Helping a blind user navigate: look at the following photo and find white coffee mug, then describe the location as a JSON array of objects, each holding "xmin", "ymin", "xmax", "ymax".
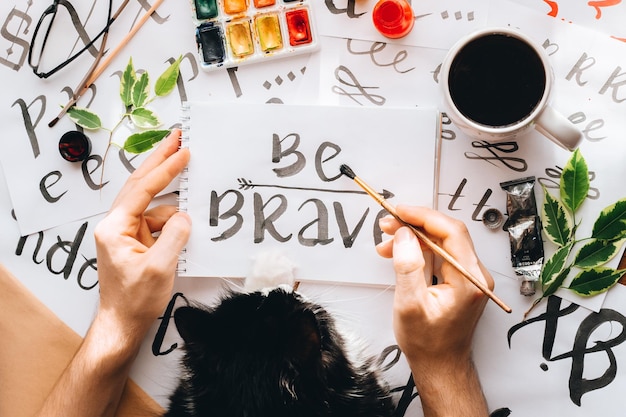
[{"xmin": 440, "ymin": 27, "xmax": 582, "ymax": 151}]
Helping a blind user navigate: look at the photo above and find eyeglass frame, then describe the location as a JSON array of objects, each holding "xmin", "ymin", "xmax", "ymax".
[{"xmin": 27, "ymin": 0, "xmax": 114, "ymax": 79}]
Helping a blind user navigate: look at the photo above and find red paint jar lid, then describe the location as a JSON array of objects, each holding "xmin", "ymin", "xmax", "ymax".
[{"xmin": 372, "ymin": 0, "xmax": 415, "ymax": 39}]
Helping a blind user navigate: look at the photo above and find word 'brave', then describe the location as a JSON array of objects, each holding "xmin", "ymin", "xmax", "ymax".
[{"xmin": 206, "ymin": 133, "xmax": 386, "ymax": 247}]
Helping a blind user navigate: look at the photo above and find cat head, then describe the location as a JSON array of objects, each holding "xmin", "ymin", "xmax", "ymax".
[
  {"xmin": 174, "ymin": 287, "xmax": 324, "ymax": 377},
  {"xmin": 170, "ymin": 286, "xmax": 393, "ymax": 417}
]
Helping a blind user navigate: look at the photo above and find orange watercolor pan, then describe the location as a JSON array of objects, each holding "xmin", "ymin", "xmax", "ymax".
[{"xmin": 190, "ymin": 0, "xmax": 318, "ymax": 71}]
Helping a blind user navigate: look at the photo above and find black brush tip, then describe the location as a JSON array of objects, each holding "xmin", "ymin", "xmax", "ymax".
[
  {"xmin": 339, "ymin": 164, "xmax": 355, "ymax": 179},
  {"xmin": 48, "ymin": 117, "xmax": 60, "ymax": 128}
]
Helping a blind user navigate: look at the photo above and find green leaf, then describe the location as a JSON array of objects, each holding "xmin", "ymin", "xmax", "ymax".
[
  {"xmin": 132, "ymin": 72, "xmax": 150, "ymax": 108},
  {"xmin": 541, "ymin": 185, "xmax": 572, "ymax": 246},
  {"xmin": 568, "ymin": 267, "xmax": 626, "ymax": 296},
  {"xmin": 130, "ymin": 107, "xmax": 161, "ymax": 129},
  {"xmin": 591, "ymin": 198, "xmax": 626, "ymax": 241},
  {"xmin": 123, "ymin": 129, "xmax": 170, "ymax": 154},
  {"xmin": 573, "ymin": 239, "xmax": 625, "ymax": 268},
  {"xmin": 67, "ymin": 107, "xmax": 102, "ymax": 130},
  {"xmin": 154, "ymin": 55, "xmax": 182, "ymax": 97},
  {"xmin": 541, "ymin": 243, "xmax": 572, "ymax": 288},
  {"xmin": 543, "ymin": 266, "xmax": 571, "ymax": 298},
  {"xmin": 120, "ymin": 57, "xmax": 137, "ymax": 107},
  {"xmin": 560, "ymin": 149, "xmax": 589, "ymax": 213}
]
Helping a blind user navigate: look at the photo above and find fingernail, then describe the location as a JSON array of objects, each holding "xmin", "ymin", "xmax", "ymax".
[
  {"xmin": 395, "ymin": 227, "xmax": 414, "ymax": 243},
  {"xmin": 379, "ymin": 215, "xmax": 394, "ymax": 228}
]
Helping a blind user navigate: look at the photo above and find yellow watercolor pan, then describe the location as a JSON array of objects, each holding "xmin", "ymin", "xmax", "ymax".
[{"xmin": 190, "ymin": 0, "xmax": 318, "ymax": 71}]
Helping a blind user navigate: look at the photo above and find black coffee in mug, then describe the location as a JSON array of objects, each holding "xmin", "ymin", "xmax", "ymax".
[{"xmin": 447, "ymin": 33, "xmax": 546, "ymax": 127}]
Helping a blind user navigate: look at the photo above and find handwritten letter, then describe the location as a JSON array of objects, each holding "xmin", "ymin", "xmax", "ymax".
[{"xmin": 178, "ymin": 102, "xmax": 439, "ymax": 285}]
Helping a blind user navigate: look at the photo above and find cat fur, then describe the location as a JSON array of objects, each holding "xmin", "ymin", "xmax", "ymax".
[{"xmin": 165, "ymin": 250, "xmax": 394, "ymax": 417}]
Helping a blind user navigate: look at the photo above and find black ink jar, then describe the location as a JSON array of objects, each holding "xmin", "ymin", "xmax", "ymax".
[{"xmin": 59, "ymin": 131, "xmax": 92, "ymax": 162}]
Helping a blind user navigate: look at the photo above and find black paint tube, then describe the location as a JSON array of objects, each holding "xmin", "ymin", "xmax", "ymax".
[{"xmin": 500, "ymin": 176, "xmax": 544, "ymax": 296}]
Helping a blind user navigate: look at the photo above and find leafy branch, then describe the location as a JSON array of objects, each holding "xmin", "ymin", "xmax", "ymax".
[
  {"xmin": 525, "ymin": 149, "xmax": 626, "ymax": 318},
  {"xmin": 66, "ymin": 56, "xmax": 182, "ymax": 157}
]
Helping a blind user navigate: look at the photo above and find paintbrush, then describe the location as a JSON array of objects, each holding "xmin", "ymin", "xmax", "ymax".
[
  {"xmin": 49, "ymin": 0, "xmax": 164, "ymax": 127},
  {"xmin": 339, "ymin": 164, "xmax": 512, "ymax": 313}
]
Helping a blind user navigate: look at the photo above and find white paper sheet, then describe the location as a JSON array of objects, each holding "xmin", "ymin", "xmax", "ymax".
[{"xmin": 178, "ymin": 101, "xmax": 438, "ymax": 286}]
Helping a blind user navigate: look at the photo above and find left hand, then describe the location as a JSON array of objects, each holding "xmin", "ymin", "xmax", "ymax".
[{"xmin": 93, "ymin": 129, "xmax": 191, "ymax": 336}]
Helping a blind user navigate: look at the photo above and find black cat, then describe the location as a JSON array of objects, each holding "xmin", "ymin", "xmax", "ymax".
[{"xmin": 164, "ymin": 285, "xmax": 394, "ymax": 417}]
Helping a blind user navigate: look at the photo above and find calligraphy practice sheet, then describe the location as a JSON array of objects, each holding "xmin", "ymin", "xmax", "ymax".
[
  {"xmin": 178, "ymin": 102, "xmax": 439, "ymax": 285},
  {"xmin": 1, "ymin": 0, "xmax": 626, "ymax": 416}
]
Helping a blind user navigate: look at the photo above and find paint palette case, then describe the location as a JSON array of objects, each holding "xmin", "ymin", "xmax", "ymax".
[{"xmin": 190, "ymin": 0, "xmax": 318, "ymax": 71}]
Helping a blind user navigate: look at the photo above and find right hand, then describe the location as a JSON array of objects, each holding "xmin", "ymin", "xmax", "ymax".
[{"xmin": 375, "ymin": 205, "xmax": 493, "ymax": 371}]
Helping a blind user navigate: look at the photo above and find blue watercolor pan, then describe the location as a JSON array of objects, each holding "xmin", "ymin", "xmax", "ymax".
[{"xmin": 190, "ymin": 0, "xmax": 319, "ymax": 72}]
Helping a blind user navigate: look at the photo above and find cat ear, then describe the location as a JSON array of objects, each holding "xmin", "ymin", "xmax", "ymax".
[
  {"xmin": 174, "ymin": 306, "xmax": 213, "ymax": 344},
  {"xmin": 288, "ymin": 310, "xmax": 321, "ymax": 365}
]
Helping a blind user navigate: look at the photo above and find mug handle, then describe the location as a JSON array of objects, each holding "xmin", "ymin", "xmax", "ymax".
[{"xmin": 534, "ymin": 106, "xmax": 583, "ymax": 151}]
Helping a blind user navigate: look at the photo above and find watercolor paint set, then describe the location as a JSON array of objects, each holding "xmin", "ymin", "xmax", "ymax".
[{"xmin": 190, "ymin": 0, "xmax": 318, "ymax": 71}]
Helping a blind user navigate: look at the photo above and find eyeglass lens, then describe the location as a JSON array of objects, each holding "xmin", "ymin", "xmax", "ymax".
[{"xmin": 28, "ymin": 0, "xmax": 113, "ymax": 78}]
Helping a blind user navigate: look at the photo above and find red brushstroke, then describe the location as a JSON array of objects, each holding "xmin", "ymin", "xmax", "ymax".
[
  {"xmin": 588, "ymin": 0, "xmax": 622, "ymax": 19},
  {"xmin": 544, "ymin": 0, "xmax": 559, "ymax": 17}
]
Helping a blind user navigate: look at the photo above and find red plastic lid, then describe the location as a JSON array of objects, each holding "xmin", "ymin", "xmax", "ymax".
[{"xmin": 372, "ymin": 0, "xmax": 415, "ymax": 39}]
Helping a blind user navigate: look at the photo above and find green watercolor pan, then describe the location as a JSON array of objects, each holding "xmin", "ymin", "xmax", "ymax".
[{"xmin": 190, "ymin": 0, "xmax": 318, "ymax": 71}]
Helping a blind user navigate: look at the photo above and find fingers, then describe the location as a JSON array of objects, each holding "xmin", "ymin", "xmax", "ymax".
[
  {"xmin": 392, "ymin": 227, "xmax": 428, "ymax": 305},
  {"xmin": 394, "ymin": 205, "xmax": 461, "ymax": 241},
  {"xmin": 144, "ymin": 205, "xmax": 179, "ymax": 233},
  {"xmin": 383, "ymin": 206, "xmax": 479, "ymax": 267},
  {"xmin": 148, "ymin": 211, "xmax": 192, "ymax": 271},
  {"xmin": 113, "ymin": 130, "xmax": 190, "ymax": 217},
  {"xmin": 376, "ymin": 206, "xmax": 491, "ymax": 292},
  {"xmin": 132, "ymin": 129, "xmax": 183, "ymax": 178},
  {"xmin": 377, "ymin": 215, "xmax": 402, "ymax": 258},
  {"xmin": 139, "ymin": 143, "xmax": 189, "ymax": 204}
]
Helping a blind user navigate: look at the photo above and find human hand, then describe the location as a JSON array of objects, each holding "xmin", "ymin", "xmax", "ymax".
[
  {"xmin": 93, "ymin": 129, "xmax": 191, "ymax": 338},
  {"xmin": 376, "ymin": 205, "xmax": 493, "ymax": 372},
  {"xmin": 33, "ymin": 131, "xmax": 190, "ymax": 417}
]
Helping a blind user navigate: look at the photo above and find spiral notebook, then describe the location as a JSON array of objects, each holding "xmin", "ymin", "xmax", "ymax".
[{"xmin": 177, "ymin": 101, "xmax": 440, "ymax": 286}]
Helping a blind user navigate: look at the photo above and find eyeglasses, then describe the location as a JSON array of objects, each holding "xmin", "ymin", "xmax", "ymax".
[
  {"xmin": 43, "ymin": 0, "xmax": 158, "ymax": 127},
  {"xmin": 28, "ymin": 0, "xmax": 117, "ymax": 79}
]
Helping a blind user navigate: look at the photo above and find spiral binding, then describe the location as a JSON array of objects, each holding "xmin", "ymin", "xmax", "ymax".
[{"xmin": 176, "ymin": 102, "xmax": 191, "ymax": 274}]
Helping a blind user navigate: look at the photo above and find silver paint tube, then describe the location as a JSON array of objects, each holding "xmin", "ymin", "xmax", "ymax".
[{"xmin": 500, "ymin": 176, "xmax": 544, "ymax": 296}]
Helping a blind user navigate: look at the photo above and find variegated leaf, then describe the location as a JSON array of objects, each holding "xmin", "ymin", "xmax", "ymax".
[
  {"xmin": 130, "ymin": 107, "xmax": 161, "ymax": 129},
  {"xmin": 66, "ymin": 107, "xmax": 102, "ymax": 130},
  {"xmin": 120, "ymin": 57, "xmax": 137, "ymax": 107},
  {"xmin": 560, "ymin": 149, "xmax": 589, "ymax": 213},
  {"xmin": 591, "ymin": 198, "xmax": 626, "ymax": 241},
  {"xmin": 568, "ymin": 267, "xmax": 626, "ymax": 296},
  {"xmin": 541, "ymin": 185, "xmax": 572, "ymax": 247},
  {"xmin": 573, "ymin": 239, "xmax": 624, "ymax": 268},
  {"xmin": 543, "ymin": 266, "xmax": 571, "ymax": 298},
  {"xmin": 541, "ymin": 243, "xmax": 572, "ymax": 287},
  {"xmin": 154, "ymin": 55, "xmax": 182, "ymax": 97},
  {"xmin": 124, "ymin": 129, "xmax": 170, "ymax": 154},
  {"xmin": 132, "ymin": 72, "xmax": 150, "ymax": 108}
]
